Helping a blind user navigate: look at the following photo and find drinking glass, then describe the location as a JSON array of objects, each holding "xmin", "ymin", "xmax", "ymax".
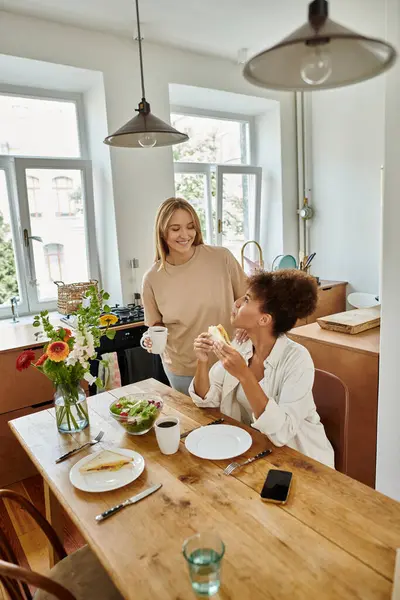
[{"xmin": 182, "ymin": 532, "xmax": 225, "ymax": 597}]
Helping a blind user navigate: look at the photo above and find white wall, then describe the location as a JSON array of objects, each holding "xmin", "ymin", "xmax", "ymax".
[
  {"xmin": 376, "ymin": 0, "xmax": 400, "ymax": 502},
  {"xmin": 0, "ymin": 10, "xmax": 298, "ymax": 303},
  {"xmin": 84, "ymin": 76, "xmax": 123, "ymax": 304},
  {"xmin": 256, "ymin": 107, "xmax": 284, "ymax": 268},
  {"xmin": 308, "ymin": 0, "xmax": 387, "ymax": 292}
]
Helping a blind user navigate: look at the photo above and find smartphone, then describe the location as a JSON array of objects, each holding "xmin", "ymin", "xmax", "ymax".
[{"xmin": 260, "ymin": 469, "xmax": 293, "ymax": 504}]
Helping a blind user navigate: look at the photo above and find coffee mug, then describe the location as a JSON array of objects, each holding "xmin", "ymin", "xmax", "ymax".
[
  {"xmin": 140, "ymin": 326, "xmax": 168, "ymax": 354},
  {"xmin": 154, "ymin": 416, "xmax": 180, "ymax": 455}
]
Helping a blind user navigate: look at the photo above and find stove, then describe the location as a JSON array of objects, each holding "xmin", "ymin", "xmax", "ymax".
[
  {"xmin": 106, "ymin": 304, "xmax": 145, "ymax": 327},
  {"xmin": 60, "ymin": 304, "xmax": 145, "ymax": 329}
]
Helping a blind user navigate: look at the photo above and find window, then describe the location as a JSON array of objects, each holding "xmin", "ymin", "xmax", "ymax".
[
  {"xmin": 0, "ymin": 88, "xmax": 98, "ymax": 318},
  {"xmin": 171, "ymin": 110, "xmax": 261, "ymax": 261},
  {"xmin": 53, "ymin": 176, "xmax": 74, "ymax": 216},
  {"xmin": 0, "ymin": 95, "xmax": 80, "ymax": 158},
  {"xmin": 27, "ymin": 176, "xmax": 42, "ymax": 217}
]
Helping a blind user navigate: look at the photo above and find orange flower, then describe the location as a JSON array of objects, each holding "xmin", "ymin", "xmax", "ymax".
[
  {"xmin": 99, "ymin": 314, "xmax": 118, "ymax": 327},
  {"xmin": 47, "ymin": 341, "xmax": 70, "ymax": 362},
  {"xmin": 57, "ymin": 327, "xmax": 72, "ymax": 342},
  {"xmin": 34, "ymin": 353, "xmax": 48, "ymax": 367}
]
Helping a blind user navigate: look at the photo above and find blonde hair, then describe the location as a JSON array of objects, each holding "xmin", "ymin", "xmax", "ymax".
[{"xmin": 155, "ymin": 197, "xmax": 204, "ymax": 268}]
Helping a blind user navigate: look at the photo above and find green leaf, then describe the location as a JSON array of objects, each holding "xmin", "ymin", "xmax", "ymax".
[
  {"xmin": 106, "ymin": 329, "xmax": 116, "ymax": 340},
  {"xmin": 103, "ymin": 305, "xmax": 111, "ymax": 313},
  {"xmin": 103, "ymin": 292, "xmax": 110, "ymax": 300},
  {"xmin": 33, "ymin": 321, "xmax": 40, "ymax": 327},
  {"xmin": 95, "ymin": 377, "xmax": 103, "ymax": 389}
]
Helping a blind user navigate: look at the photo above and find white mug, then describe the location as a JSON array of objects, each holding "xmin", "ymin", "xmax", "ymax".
[
  {"xmin": 154, "ymin": 416, "xmax": 180, "ymax": 455},
  {"xmin": 140, "ymin": 326, "xmax": 168, "ymax": 354}
]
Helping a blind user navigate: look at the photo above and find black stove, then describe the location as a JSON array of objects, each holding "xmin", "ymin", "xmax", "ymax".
[
  {"xmin": 105, "ymin": 304, "xmax": 144, "ymax": 327},
  {"xmin": 60, "ymin": 304, "xmax": 144, "ymax": 330}
]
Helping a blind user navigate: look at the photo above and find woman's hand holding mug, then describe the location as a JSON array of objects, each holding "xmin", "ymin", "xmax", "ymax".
[{"xmin": 140, "ymin": 326, "xmax": 168, "ymax": 354}]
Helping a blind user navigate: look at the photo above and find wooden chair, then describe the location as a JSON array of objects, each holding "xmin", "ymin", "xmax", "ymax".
[
  {"xmin": 313, "ymin": 369, "xmax": 349, "ymax": 474},
  {"xmin": 0, "ymin": 490, "xmax": 123, "ymax": 600}
]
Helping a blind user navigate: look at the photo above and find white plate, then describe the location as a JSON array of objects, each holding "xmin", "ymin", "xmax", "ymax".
[
  {"xmin": 185, "ymin": 424, "xmax": 252, "ymax": 460},
  {"xmin": 69, "ymin": 448, "xmax": 144, "ymax": 493}
]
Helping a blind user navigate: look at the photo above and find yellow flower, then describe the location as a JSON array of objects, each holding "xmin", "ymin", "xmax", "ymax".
[
  {"xmin": 99, "ymin": 314, "xmax": 118, "ymax": 327},
  {"xmin": 47, "ymin": 341, "xmax": 70, "ymax": 362}
]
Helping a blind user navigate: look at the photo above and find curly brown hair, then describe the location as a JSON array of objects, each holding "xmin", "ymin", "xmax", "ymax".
[{"xmin": 248, "ymin": 269, "xmax": 318, "ymax": 336}]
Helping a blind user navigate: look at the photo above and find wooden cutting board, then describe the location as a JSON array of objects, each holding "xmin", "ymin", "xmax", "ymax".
[{"xmin": 317, "ymin": 307, "xmax": 381, "ymax": 334}]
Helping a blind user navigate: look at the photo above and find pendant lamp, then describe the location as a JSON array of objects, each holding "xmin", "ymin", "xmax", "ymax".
[
  {"xmin": 243, "ymin": 0, "xmax": 397, "ymax": 92},
  {"xmin": 104, "ymin": 0, "xmax": 188, "ymax": 148}
]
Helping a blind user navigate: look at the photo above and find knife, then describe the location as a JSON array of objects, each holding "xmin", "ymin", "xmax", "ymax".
[
  {"xmin": 95, "ymin": 483, "xmax": 162, "ymax": 522},
  {"xmin": 180, "ymin": 418, "xmax": 224, "ymax": 439}
]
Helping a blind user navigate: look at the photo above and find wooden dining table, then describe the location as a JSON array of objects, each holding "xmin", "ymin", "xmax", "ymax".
[{"xmin": 9, "ymin": 379, "xmax": 400, "ymax": 600}]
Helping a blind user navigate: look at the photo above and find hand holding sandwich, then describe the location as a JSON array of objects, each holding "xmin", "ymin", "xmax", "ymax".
[
  {"xmin": 213, "ymin": 341, "xmax": 248, "ymax": 381},
  {"xmin": 193, "ymin": 333, "xmax": 214, "ymax": 363}
]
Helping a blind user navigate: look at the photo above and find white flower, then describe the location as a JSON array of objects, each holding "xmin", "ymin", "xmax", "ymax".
[{"xmin": 83, "ymin": 372, "xmax": 96, "ymax": 385}]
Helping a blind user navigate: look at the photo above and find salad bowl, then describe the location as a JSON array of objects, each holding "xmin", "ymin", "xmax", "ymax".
[{"xmin": 109, "ymin": 393, "xmax": 163, "ymax": 435}]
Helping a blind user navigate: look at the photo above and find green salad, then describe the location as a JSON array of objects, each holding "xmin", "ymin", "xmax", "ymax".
[{"xmin": 110, "ymin": 395, "xmax": 162, "ymax": 434}]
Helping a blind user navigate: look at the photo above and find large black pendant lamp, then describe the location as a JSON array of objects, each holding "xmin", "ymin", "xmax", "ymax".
[
  {"xmin": 243, "ymin": 0, "xmax": 397, "ymax": 92},
  {"xmin": 104, "ymin": 0, "xmax": 188, "ymax": 148}
]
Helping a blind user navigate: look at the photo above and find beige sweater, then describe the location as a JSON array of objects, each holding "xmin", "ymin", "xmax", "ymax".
[{"xmin": 142, "ymin": 245, "xmax": 248, "ymax": 376}]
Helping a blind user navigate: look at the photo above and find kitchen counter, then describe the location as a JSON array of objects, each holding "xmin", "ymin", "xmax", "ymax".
[
  {"xmin": 0, "ymin": 314, "xmax": 145, "ymax": 354},
  {"xmin": 289, "ymin": 323, "xmax": 380, "ymax": 488}
]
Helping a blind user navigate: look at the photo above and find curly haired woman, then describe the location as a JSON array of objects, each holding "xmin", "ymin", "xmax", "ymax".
[{"xmin": 190, "ymin": 269, "xmax": 334, "ymax": 467}]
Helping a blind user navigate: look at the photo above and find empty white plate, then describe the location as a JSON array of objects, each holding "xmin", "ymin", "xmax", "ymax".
[
  {"xmin": 69, "ymin": 448, "xmax": 144, "ymax": 493},
  {"xmin": 185, "ymin": 424, "xmax": 252, "ymax": 460}
]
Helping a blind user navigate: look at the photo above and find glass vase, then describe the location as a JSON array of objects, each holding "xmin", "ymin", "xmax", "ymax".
[{"xmin": 54, "ymin": 383, "xmax": 89, "ymax": 434}]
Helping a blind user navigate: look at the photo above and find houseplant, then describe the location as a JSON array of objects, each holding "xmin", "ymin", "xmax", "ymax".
[{"xmin": 16, "ymin": 285, "xmax": 117, "ymax": 433}]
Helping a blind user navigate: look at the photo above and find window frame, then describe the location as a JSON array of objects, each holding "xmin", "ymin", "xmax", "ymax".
[
  {"xmin": 171, "ymin": 107, "xmax": 262, "ymax": 256},
  {"xmin": 14, "ymin": 157, "xmax": 99, "ymax": 315},
  {"xmin": 0, "ymin": 86, "xmax": 97, "ymax": 319},
  {"xmin": 171, "ymin": 105, "xmax": 256, "ymax": 165},
  {"xmin": 0, "ymin": 84, "xmax": 88, "ymax": 160}
]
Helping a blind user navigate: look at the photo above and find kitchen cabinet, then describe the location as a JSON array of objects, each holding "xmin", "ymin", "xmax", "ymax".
[
  {"xmin": 0, "ymin": 346, "xmax": 54, "ymax": 486},
  {"xmin": 0, "ymin": 348, "xmax": 55, "ymax": 413},
  {"xmin": 289, "ymin": 323, "xmax": 380, "ymax": 488},
  {"xmin": 295, "ymin": 280, "xmax": 347, "ymax": 327}
]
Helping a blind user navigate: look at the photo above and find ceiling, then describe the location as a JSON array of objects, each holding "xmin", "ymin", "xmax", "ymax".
[{"xmin": 1, "ymin": 0, "xmax": 385, "ymax": 61}]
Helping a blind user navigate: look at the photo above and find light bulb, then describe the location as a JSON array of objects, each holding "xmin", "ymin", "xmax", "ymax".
[
  {"xmin": 300, "ymin": 46, "xmax": 332, "ymax": 86},
  {"xmin": 138, "ymin": 133, "xmax": 157, "ymax": 148}
]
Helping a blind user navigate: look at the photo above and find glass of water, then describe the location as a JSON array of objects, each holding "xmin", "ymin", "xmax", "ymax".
[{"xmin": 182, "ymin": 532, "xmax": 225, "ymax": 597}]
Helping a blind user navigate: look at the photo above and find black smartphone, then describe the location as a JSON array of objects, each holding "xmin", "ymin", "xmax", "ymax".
[{"xmin": 260, "ymin": 469, "xmax": 293, "ymax": 504}]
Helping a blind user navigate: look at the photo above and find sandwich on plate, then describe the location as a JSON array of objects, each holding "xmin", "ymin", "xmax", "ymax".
[
  {"xmin": 79, "ymin": 450, "xmax": 133, "ymax": 474},
  {"xmin": 208, "ymin": 324, "xmax": 231, "ymax": 345}
]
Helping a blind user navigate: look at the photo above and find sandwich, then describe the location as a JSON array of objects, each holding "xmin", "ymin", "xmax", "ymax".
[
  {"xmin": 208, "ymin": 324, "xmax": 231, "ymax": 345},
  {"xmin": 79, "ymin": 450, "xmax": 134, "ymax": 474}
]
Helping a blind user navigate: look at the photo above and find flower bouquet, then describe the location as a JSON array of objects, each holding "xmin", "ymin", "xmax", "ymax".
[{"xmin": 16, "ymin": 286, "xmax": 118, "ymax": 434}]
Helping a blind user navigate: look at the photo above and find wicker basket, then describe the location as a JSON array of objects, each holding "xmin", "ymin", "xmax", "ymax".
[{"xmin": 54, "ymin": 280, "xmax": 99, "ymax": 315}]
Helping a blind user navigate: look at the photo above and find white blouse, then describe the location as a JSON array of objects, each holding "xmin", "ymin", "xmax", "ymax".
[{"xmin": 189, "ymin": 335, "xmax": 335, "ymax": 468}]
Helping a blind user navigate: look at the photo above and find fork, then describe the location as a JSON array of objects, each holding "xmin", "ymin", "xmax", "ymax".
[
  {"xmin": 55, "ymin": 431, "xmax": 105, "ymax": 463},
  {"xmin": 223, "ymin": 449, "xmax": 272, "ymax": 476}
]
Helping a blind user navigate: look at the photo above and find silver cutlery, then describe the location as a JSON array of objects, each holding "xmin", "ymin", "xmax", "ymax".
[
  {"xmin": 223, "ymin": 449, "xmax": 272, "ymax": 476},
  {"xmin": 55, "ymin": 430, "xmax": 105, "ymax": 464},
  {"xmin": 180, "ymin": 418, "xmax": 224, "ymax": 439},
  {"xmin": 95, "ymin": 483, "xmax": 162, "ymax": 522}
]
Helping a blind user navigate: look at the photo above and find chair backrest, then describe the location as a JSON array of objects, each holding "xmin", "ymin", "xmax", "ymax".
[
  {"xmin": 0, "ymin": 490, "xmax": 75, "ymax": 600},
  {"xmin": 312, "ymin": 369, "xmax": 349, "ymax": 474}
]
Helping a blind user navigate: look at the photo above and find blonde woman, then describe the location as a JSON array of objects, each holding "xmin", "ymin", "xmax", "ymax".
[{"xmin": 142, "ymin": 197, "xmax": 248, "ymax": 395}]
